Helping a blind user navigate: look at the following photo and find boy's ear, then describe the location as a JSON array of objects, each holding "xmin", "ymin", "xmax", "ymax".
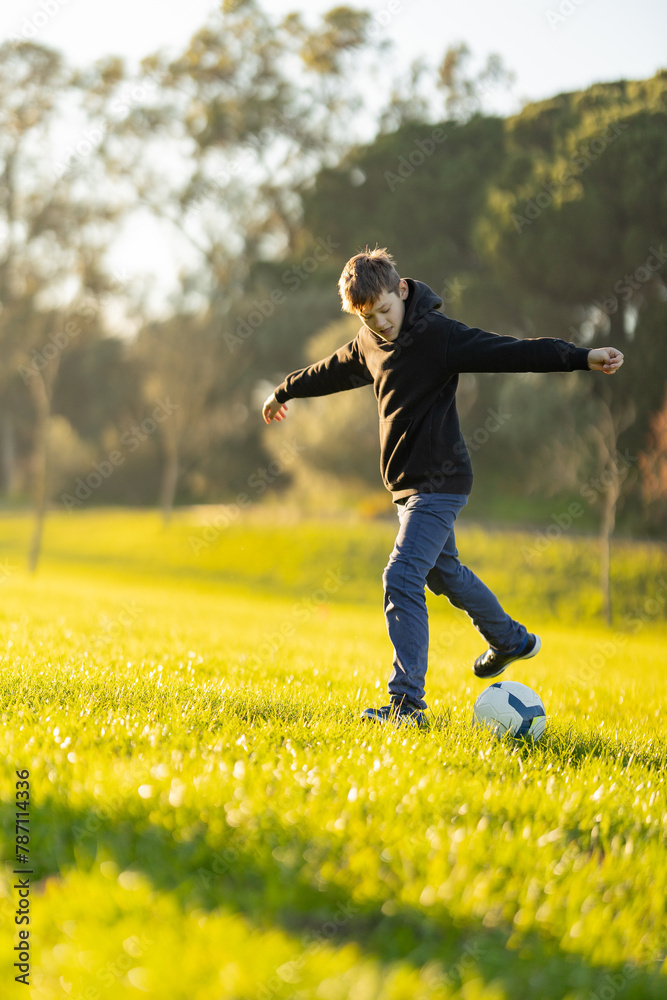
[{"xmin": 399, "ymin": 279, "xmax": 409, "ymax": 300}]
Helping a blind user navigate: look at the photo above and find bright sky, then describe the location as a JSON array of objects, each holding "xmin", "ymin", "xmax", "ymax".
[
  {"xmin": 5, "ymin": 0, "xmax": 665, "ymax": 107},
  {"xmin": 5, "ymin": 0, "xmax": 665, "ymax": 320}
]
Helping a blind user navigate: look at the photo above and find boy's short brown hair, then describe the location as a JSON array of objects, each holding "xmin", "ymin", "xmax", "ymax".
[{"xmin": 338, "ymin": 246, "xmax": 401, "ymax": 314}]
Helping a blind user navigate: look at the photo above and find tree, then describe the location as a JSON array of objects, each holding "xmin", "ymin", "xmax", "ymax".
[
  {"xmin": 639, "ymin": 387, "xmax": 667, "ymax": 530},
  {"xmin": 73, "ymin": 3, "xmax": 391, "ymax": 509},
  {"xmin": 131, "ymin": 315, "xmax": 223, "ymax": 522},
  {"xmin": 0, "ymin": 42, "xmax": 121, "ymax": 569},
  {"xmin": 473, "ymin": 72, "xmax": 667, "ymax": 614},
  {"xmin": 436, "ymin": 42, "xmax": 515, "ymax": 123}
]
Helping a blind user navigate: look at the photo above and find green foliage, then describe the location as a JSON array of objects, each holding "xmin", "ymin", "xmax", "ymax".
[
  {"xmin": 295, "ymin": 72, "xmax": 667, "ymax": 535},
  {"xmin": 0, "ymin": 511, "xmax": 666, "ymax": 997},
  {"xmin": 287, "ymin": 7, "xmax": 372, "ymax": 76},
  {"xmin": 302, "ymin": 114, "xmax": 508, "ymax": 290},
  {"xmin": 2, "ymin": 24, "xmax": 666, "ymax": 540},
  {"xmin": 477, "ymin": 74, "xmax": 667, "ymax": 303}
]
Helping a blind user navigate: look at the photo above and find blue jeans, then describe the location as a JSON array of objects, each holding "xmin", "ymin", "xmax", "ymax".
[{"xmin": 383, "ymin": 493, "xmax": 526, "ymax": 710}]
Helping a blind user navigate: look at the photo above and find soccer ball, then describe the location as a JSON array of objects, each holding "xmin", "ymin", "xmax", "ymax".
[{"xmin": 472, "ymin": 681, "xmax": 547, "ymax": 741}]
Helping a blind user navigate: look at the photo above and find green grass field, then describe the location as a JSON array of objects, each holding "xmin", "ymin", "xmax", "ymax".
[{"xmin": 1, "ymin": 509, "xmax": 666, "ymax": 999}]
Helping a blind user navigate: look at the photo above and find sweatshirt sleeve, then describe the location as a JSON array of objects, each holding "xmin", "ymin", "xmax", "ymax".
[
  {"xmin": 273, "ymin": 337, "xmax": 373, "ymax": 402},
  {"xmin": 444, "ymin": 319, "xmax": 591, "ymax": 374}
]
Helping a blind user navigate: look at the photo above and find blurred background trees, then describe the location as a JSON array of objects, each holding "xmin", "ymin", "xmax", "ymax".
[{"xmin": 0, "ymin": 1, "xmax": 665, "ymax": 569}]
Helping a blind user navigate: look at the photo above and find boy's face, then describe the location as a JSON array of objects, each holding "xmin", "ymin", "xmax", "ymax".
[{"xmin": 357, "ymin": 279, "xmax": 409, "ymax": 342}]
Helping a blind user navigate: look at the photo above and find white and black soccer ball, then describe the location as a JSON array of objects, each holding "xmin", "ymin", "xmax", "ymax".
[{"xmin": 473, "ymin": 681, "xmax": 547, "ymax": 741}]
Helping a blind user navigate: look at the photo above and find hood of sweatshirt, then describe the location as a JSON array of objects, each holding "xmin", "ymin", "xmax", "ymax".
[{"xmin": 399, "ymin": 278, "xmax": 443, "ymax": 334}]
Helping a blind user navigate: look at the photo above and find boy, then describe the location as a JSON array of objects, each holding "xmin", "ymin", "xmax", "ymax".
[{"xmin": 262, "ymin": 247, "xmax": 624, "ymax": 727}]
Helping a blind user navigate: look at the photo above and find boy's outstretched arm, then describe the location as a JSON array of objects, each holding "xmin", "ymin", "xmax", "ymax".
[
  {"xmin": 261, "ymin": 337, "xmax": 372, "ymax": 424},
  {"xmin": 263, "ymin": 394, "xmax": 288, "ymax": 424},
  {"xmin": 444, "ymin": 319, "xmax": 624, "ymax": 376},
  {"xmin": 587, "ymin": 347, "xmax": 624, "ymax": 373}
]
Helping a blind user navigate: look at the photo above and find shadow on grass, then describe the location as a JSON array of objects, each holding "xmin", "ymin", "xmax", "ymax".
[{"xmin": 2, "ymin": 796, "xmax": 664, "ymax": 999}]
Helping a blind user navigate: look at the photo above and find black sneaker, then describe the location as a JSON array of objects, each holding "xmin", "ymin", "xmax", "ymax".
[
  {"xmin": 473, "ymin": 633, "xmax": 541, "ymax": 679},
  {"xmin": 361, "ymin": 697, "xmax": 427, "ymax": 728}
]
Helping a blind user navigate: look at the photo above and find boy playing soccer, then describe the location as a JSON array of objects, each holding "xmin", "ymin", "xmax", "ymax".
[{"xmin": 262, "ymin": 247, "xmax": 624, "ymax": 727}]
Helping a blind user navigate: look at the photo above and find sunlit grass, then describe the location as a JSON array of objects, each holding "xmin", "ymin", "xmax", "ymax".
[{"xmin": 0, "ymin": 510, "xmax": 665, "ymax": 998}]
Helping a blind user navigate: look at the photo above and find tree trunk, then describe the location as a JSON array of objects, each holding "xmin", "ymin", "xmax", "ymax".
[
  {"xmin": 27, "ymin": 372, "xmax": 53, "ymax": 573},
  {"xmin": 160, "ymin": 433, "xmax": 180, "ymax": 525},
  {"xmin": 599, "ymin": 458, "xmax": 620, "ymax": 626},
  {"xmin": 1, "ymin": 412, "xmax": 16, "ymax": 497},
  {"xmin": 593, "ymin": 386, "xmax": 632, "ymax": 627},
  {"xmin": 591, "ymin": 305, "xmax": 630, "ymax": 626}
]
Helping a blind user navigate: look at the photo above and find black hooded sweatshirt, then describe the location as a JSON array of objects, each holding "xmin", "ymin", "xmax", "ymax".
[{"xmin": 273, "ymin": 279, "xmax": 591, "ymax": 502}]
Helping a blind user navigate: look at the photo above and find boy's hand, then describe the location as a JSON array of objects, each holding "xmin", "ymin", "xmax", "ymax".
[
  {"xmin": 262, "ymin": 392, "xmax": 288, "ymax": 423},
  {"xmin": 587, "ymin": 347, "xmax": 624, "ymax": 374}
]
